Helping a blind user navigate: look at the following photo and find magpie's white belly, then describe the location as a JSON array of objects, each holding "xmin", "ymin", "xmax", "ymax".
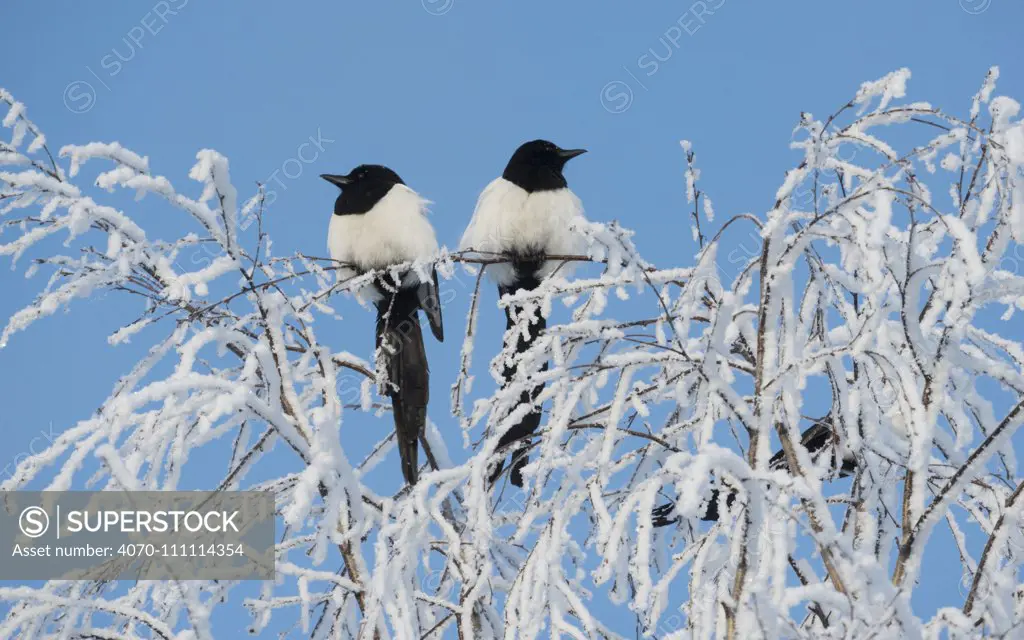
[
  {"xmin": 328, "ymin": 184, "xmax": 439, "ymax": 277},
  {"xmin": 460, "ymin": 178, "xmax": 586, "ymax": 284}
]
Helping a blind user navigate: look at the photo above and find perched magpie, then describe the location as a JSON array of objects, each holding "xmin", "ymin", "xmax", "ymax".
[
  {"xmin": 323, "ymin": 165, "xmax": 444, "ymax": 486},
  {"xmin": 460, "ymin": 140, "xmax": 588, "ymax": 486},
  {"xmin": 652, "ymin": 489, "xmax": 736, "ymax": 526},
  {"xmin": 771, "ymin": 418, "xmax": 857, "ymax": 478},
  {"xmin": 651, "ymin": 418, "xmax": 856, "ymax": 527}
]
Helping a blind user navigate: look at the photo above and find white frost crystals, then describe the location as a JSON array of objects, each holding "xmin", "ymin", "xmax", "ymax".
[{"xmin": 2, "ymin": 67, "xmax": 1024, "ymax": 639}]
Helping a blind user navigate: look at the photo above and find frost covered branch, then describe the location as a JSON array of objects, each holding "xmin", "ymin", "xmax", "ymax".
[{"xmin": 2, "ymin": 67, "xmax": 1024, "ymax": 638}]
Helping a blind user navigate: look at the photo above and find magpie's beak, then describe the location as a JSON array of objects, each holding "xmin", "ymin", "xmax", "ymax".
[
  {"xmin": 557, "ymin": 148, "xmax": 588, "ymax": 161},
  {"xmin": 321, "ymin": 173, "xmax": 352, "ymax": 188}
]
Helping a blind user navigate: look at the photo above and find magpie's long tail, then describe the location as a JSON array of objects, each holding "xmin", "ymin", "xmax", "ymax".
[
  {"xmin": 489, "ymin": 263, "xmax": 546, "ymax": 487},
  {"xmin": 376, "ymin": 287, "xmax": 430, "ymax": 486}
]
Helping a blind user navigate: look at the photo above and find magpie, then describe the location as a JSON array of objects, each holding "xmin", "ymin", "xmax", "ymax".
[
  {"xmin": 460, "ymin": 140, "xmax": 588, "ymax": 487},
  {"xmin": 651, "ymin": 418, "xmax": 856, "ymax": 527},
  {"xmin": 322, "ymin": 165, "xmax": 444, "ymax": 486}
]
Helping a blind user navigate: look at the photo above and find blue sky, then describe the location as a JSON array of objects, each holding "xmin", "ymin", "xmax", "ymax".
[{"xmin": 1, "ymin": 0, "xmax": 1023, "ymax": 635}]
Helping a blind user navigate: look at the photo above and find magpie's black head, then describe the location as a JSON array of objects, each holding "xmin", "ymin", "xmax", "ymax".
[
  {"xmin": 321, "ymin": 165, "xmax": 406, "ymax": 216},
  {"xmin": 501, "ymin": 140, "xmax": 587, "ymax": 193}
]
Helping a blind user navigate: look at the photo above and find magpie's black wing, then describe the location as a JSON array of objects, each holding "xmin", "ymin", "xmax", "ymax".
[
  {"xmin": 769, "ymin": 418, "xmax": 856, "ymax": 477},
  {"xmin": 417, "ymin": 267, "xmax": 444, "ymax": 343},
  {"xmin": 651, "ymin": 489, "xmax": 736, "ymax": 527}
]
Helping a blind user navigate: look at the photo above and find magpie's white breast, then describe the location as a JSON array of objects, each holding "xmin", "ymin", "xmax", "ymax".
[
  {"xmin": 460, "ymin": 177, "xmax": 587, "ymax": 285},
  {"xmin": 328, "ymin": 184, "xmax": 439, "ymax": 283}
]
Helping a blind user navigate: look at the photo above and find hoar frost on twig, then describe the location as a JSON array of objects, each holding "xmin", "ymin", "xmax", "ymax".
[{"xmin": 1, "ymin": 67, "xmax": 1024, "ymax": 638}]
